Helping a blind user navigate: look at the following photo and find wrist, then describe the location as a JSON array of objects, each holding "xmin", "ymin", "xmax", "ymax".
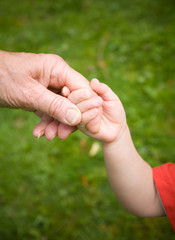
[{"xmin": 102, "ymin": 124, "xmax": 131, "ymax": 151}]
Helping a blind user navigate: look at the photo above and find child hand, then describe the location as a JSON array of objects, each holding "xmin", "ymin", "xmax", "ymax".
[{"xmin": 68, "ymin": 78, "xmax": 127, "ymax": 143}]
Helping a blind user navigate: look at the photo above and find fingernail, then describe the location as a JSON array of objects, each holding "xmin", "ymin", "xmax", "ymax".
[
  {"xmin": 37, "ymin": 130, "xmax": 44, "ymax": 139},
  {"xmin": 66, "ymin": 109, "xmax": 80, "ymax": 125},
  {"xmin": 92, "ymin": 78, "xmax": 100, "ymax": 84}
]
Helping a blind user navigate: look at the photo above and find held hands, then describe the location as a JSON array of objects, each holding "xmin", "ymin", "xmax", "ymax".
[
  {"xmin": 0, "ymin": 50, "xmax": 102, "ymax": 138},
  {"xmin": 34, "ymin": 78, "xmax": 127, "ymax": 143}
]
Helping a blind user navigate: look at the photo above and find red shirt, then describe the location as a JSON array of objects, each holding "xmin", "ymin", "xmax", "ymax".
[{"xmin": 153, "ymin": 163, "xmax": 175, "ymax": 231}]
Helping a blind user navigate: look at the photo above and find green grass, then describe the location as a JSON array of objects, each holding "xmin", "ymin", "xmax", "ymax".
[{"xmin": 0, "ymin": 0, "xmax": 175, "ymax": 239}]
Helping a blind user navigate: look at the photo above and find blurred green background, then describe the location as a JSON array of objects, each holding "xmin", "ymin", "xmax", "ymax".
[{"xmin": 0, "ymin": 0, "xmax": 175, "ymax": 239}]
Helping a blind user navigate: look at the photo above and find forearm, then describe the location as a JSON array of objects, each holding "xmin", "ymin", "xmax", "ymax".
[
  {"xmin": 0, "ymin": 50, "xmax": 9, "ymax": 107},
  {"xmin": 103, "ymin": 126, "xmax": 165, "ymax": 217}
]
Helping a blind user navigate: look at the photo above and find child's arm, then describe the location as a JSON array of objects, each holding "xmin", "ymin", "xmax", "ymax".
[
  {"xmin": 68, "ymin": 78, "xmax": 166, "ymax": 217},
  {"xmin": 103, "ymin": 127, "xmax": 166, "ymax": 217}
]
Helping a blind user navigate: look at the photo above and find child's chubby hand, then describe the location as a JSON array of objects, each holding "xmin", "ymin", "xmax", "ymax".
[{"xmin": 69, "ymin": 78, "xmax": 127, "ymax": 143}]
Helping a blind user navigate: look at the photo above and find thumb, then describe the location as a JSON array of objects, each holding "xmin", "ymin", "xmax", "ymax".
[{"xmin": 33, "ymin": 84, "xmax": 81, "ymax": 126}]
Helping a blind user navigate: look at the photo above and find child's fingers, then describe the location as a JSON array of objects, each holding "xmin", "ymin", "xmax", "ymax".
[
  {"xmin": 68, "ymin": 88, "xmax": 92, "ymax": 104},
  {"xmin": 78, "ymin": 108, "xmax": 100, "ymax": 134},
  {"xmin": 80, "ymin": 108, "xmax": 99, "ymax": 125},
  {"xmin": 61, "ymin": 86, "xmax": 70, "ymax": 97},
  {"xmin": 90, "ymin": 78, "xmax": 119, "ymax": 101},
  {"xmin": 68, "ymin": 87, "xmax": 103, "ymax": 134},
  {"xmin": 85, "ymin": 111, "xmax": 101, "ymax": 134},
  {"xmin": 77, "ymin": 96, "xmax": 102, "ymax": 113}
]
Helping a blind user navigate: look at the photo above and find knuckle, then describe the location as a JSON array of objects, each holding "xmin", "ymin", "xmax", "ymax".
[
  {"xmin": 82, "ymin": 89, "xmax": 91, "ymax": 99},
  {"xmin": 50, "ymin": 56, "xmax": 68, "ymax": 86},
  {"xmin": 61, "ymin": 61, "xmax": 70, "ymax": 82},
  {"xmin": 48, "ymin": 96, "xmax": 65, "ymax": 118}
]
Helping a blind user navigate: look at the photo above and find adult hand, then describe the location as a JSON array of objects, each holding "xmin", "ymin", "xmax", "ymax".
[{"xmin": 0, "ymin": 50, "xmax": 100, "ymax": 138}]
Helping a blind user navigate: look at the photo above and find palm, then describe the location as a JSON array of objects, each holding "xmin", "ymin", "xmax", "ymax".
[{"xmin": 80, "ymin": 99, "xmax": 126, "ymax": 143}]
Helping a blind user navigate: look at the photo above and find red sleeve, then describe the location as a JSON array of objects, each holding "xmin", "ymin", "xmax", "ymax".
[{"xmin": 153, "ymin": 163, "xmax": 175, "ymax": 231}]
